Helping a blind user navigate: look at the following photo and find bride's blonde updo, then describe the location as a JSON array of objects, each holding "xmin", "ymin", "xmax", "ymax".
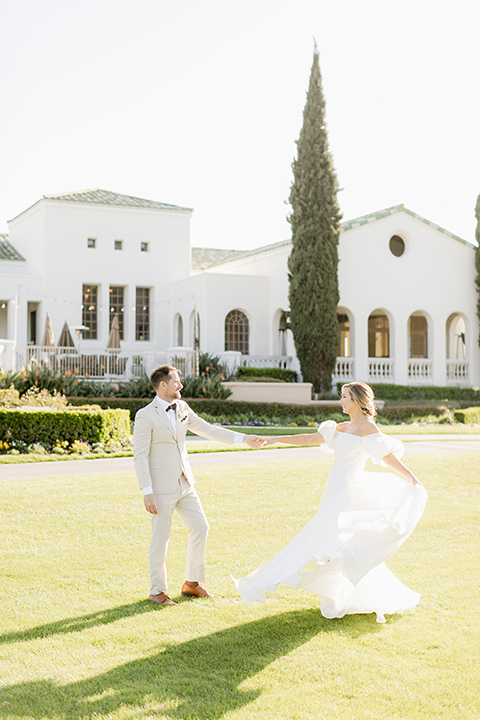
[{"xmin": 342, "ymin": 381, "xmax": 377, "ymax": 419}]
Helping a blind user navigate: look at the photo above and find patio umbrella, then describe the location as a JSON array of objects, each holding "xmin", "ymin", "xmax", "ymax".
[
  {"xmin": 106, "ymin": 315, "xmax": 121, "ymax": 350},
  {"xmin": 57, "ymin": 321, "xmax": 76, "ymax": 348},
  {"xmin": 41, "ymin": 312, "xmax": 55, "ymax": 347}
]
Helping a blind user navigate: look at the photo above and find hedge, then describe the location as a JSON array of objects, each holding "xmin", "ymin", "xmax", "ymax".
[
  {"xmin": 67, "ymin": 396, "xmax": 150, "ymax": 419},
  {"xmin": 236, "ymin": 367, "xmax": 298, "ymax": 383},
  {"xmin": 340, "ymin": 383, "xmax": 480, "ymax": 403},
  {"xmin": 0, "ymin": 407, "xmax": 131, "ymax": 447},
  {"xmin": 66, "ymin": 397, "xmax": 451, "ymax": 425},
  {"xmin": 377, "ymin": 405, "xmax": 448, "ymax": 423},
  {"xmin": 453, "ymin": 407, "xmax": 480, "ymax": 424}
]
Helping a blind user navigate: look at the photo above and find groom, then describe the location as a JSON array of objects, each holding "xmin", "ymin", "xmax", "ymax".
[{"xmin": 133, "ymin": 364, "xmax": 258, "ymax": 606}]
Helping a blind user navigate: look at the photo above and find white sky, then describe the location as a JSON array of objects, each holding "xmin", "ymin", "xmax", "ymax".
[{"xmin": 1, "ymin": 0, "xmax": 479, "ymax": 249}]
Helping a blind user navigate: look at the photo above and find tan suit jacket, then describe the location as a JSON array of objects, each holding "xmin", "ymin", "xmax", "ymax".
[{"xmin": 133, "ymin": 398, "xmax": 239, "ymax": 493}]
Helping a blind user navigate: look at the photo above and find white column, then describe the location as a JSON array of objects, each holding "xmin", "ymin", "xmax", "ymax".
[
  {"xmin": 394, "ymin": 312, "xmax": 409, "ymax": 385},
  {"xmin": 353, "ymin": 311, "xmax": 369, "ymax": 383}
]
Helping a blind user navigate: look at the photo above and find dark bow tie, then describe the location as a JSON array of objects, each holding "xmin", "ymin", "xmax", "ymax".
[{"xmin": 165, "ymin": 403, "xmax": 177, "ymax": 413}]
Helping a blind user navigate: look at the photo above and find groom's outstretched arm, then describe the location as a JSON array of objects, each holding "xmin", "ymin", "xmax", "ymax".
[{"xmin": 185, "ymin": 405, "xmax": 259, "ymax": 446}]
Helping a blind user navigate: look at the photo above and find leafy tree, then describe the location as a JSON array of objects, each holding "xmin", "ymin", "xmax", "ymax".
[
  {"xmin": 288, "ymin": 46, "xmax": 342, "ymax": 393},
  {"xmin": 475, "ymin": 193, "xmax": 480, "ymax": 347}
]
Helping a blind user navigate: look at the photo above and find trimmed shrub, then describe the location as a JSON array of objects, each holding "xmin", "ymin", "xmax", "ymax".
[
  {"xmin": 66, "ymin": 397, "xmax": 452, "ymax": 425},
  {"xmin": 338, "ymin": 382, "xmax": 480, "ymax": 403},
  {"xmin": 377, "ymin": 405, "xmax": 449, "ymax": 423},
  {"xmin": 67, "ymin": 397, "xmax": 338, "ymax": 421},
  {"xmin": 236, "ymin": 367, "xmax": 298, "ymax": 383},
  {"xmin": 453, "ymin": 407, "xmax": 480, "ymax": 424},
  {"xmin": 0, "ymin": 407, "xmax": 130, "ymax": 448},
  {"xmin": 67, "ymin": 397, "xmax": 149, "ymax": 419}
]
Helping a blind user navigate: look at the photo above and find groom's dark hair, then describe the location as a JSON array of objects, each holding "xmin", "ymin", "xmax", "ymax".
[{"xmin": 150, "ymin": 365, "xmax": 178, "ymax": 390}]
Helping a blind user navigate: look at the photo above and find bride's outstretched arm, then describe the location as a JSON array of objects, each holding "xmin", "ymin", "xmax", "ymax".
[
  {"xmin": 382, "ymin": 453, "xmax": 422, "ymax": 486},
  {"xmin": 261, "ymin": 433, "xmax": 325, "ymax": 447}
]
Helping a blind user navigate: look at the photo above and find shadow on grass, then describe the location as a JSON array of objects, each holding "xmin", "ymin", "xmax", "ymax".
[
  {"xmin": 0, "ymin": 609, "xmax": 380, "ymax": 720},
  {"xmin": 0, "ymin": 600, "xmax": 156, "ymax": 645}
]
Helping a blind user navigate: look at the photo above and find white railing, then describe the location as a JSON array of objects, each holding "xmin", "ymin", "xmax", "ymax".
[
  {"xmin": 14, "ymin": 346, "xmax": 196, "ymax": 380},
  {"xmin": 408, "ymin": 359, "xmax": 432, "ymax": 382},
  {"xmin": 332, "ymin": 357, "xmax": 354, "ymax": 382},
  {"xmin": 368, "ymin": 358, "xmax": 394, "ymax": 382},
  {"xmin": 239, "ymin": 355, "xmax": 292, "ymax": 369},
  {"xmin": 447, "ymin": 360, "xmax": 469, "ymax": 383}
]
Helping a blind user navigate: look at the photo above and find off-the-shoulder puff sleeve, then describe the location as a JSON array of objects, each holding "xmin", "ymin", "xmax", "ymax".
[
  {"xmin": 317, "ymin": 420, "xmax": 337, "ymax": 449},
  {"xmin": 362, "ymin": 432, "xmax": 404, "ymax": 466}
]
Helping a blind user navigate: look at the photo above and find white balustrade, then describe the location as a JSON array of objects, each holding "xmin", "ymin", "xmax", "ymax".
[
  {"xmin": 447, "ymin": 360, "xmax": 469, "ymax": 383},
  {"xmin": 13, "ymin": 346, "xmax": 196, "ymax": 380},
  {"xmin": 408, "ymin": 359, "xmax": 432, "ymax": 382},
  {"xmin": 333, "ymin": 357, "xmax": 354, "ymax": 381},
  {"xmin": 368, "ymin": 358, "xmax": 394, "ymax": 381},
  {"xmin": 238, "ymin": 355, "xmax": 292, "ymax": 369}
]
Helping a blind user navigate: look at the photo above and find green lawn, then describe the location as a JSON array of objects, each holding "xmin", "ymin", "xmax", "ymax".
[{"xmin": 0, "ymin": 452, "xmax": 478, "ymax": 719}]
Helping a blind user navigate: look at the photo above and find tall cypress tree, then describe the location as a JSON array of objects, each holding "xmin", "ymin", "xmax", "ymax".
[
  {"xmin": 288, "ymin": 47, "xmax": 342, "ymax": 393},
  {"xmin": 475, "ymin": 193, "xmax": 480, "ymax": 347}
]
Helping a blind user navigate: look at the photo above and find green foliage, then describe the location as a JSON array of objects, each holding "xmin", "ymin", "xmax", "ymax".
[
  {"xmin": 0, "ymin": 363, "xmax": 80, "ymax": 395},
  {"xmin": 0, "ymin": 407, "xmax": 130, "ymax": 449},
  {"xmin": 0, "ymin": 369, "xmax": 22, "ymax": 389},
  {"xmin": 117, "ymin": 375, "xmax": 155, "ymax": 398},
  {"xmin": 475, "ymin": 193, "xmax": 480, "ymax": 347},
  {"xmin": 349, "ymin": 382, "xmax": 480, "ymax": 403},
  {"xmin": 236, "ymin": 366, "xmax": 298, "ymax": 383},
  {"xmin": 67, "ymin": 396, "xmax": 148, "ymax": 419},
  {"xmin": 0, "ymin": 385, "xmax": 69, "ymax": 409},
  {"xmin": 198, "ymin": 352, "xmax": 226, "ymax": 377},
  {"xmin": 453, "ymin": 406, "xmax": 480, "ymax": 424},
  {"xmin": 177, "ymin": 374, "xmax": 232, "ymax": 399},
  {"xmin": 288, "ymin": 47, "xmax": 341, "ymax": 393},
  {"xmin": 377, "ymin": 405, "xmax": 449, "ymax": 423}
]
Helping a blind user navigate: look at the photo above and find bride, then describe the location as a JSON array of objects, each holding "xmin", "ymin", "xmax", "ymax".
[{"xmin": 235, "ymin": 381, "xmax": 428, "ymax": 623}]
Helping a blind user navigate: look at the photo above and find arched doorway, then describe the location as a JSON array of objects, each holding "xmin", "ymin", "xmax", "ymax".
[
  {"xmin": 408, "ymin": 312, "xmax": 431, "ymax": 382},
  {"xmin": 446, "ymin": 313, "xmax": 469, "ymax": 382},
  {"xmin": 368, "ymin": 310, "xmax": 393, "ymax": 381}
]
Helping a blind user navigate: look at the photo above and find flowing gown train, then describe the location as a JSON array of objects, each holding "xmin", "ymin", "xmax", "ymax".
[{"xmin": 235, "ymin": 421, "xmax": 428, "ymax": 623}]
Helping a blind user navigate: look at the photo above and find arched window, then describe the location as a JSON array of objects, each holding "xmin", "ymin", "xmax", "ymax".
[
  {"xmin": 337, "ymin": 313, "xmax": 350, "ymax": 357},
  {"xmin": 368, "ymin": 312, "xmax": 390, "ymax": 358},
  {"xmin": 176, "ymin": 314, "xmax": 183, "ymax": 346},
  {"xmin": 409, "ymin": 314, "xmax": 428, "ymax": 358},
  {"xmin": 225, "ymin": 310, "xmax": 249, "ymax": 354}
]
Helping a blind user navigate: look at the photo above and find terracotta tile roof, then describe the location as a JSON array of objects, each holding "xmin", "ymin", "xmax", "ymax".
[{"xmin": 0, "ymin": 234, "xmax": 25, "ymax": 261}]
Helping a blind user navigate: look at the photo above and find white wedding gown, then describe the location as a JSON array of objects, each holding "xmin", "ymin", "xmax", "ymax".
[{"xmin": 235, "ymin": 421, "xmax": 428, "ymax": 623}]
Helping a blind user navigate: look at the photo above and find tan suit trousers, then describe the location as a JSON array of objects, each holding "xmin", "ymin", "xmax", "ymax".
[{"xmin": 150, "ymin": 474, "xmax": 208, "ymax": 595}]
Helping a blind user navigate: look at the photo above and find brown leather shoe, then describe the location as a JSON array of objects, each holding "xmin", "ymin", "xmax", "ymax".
[
  {"xmin": 148, "ymin": 591, "xmax": 178, "ymax": 606},
  {"xmin": 181, "ymin": 582, "xmax": 218, "ymax": 598}
]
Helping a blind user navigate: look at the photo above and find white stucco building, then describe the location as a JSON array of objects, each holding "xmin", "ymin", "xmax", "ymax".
[{"xmin": 0, "ymin": 188, "xmax": 478, "ymax": 387}]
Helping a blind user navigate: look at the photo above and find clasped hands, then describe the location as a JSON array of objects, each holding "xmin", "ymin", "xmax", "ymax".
[{"xmin": 244, "ymin": 435, "xmax": 275, "ymax": 449}]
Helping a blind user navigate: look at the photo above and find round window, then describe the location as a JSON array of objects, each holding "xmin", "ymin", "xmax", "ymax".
[{"xmin": 389, "ymin": 235, "xmax": 405, "ymax": 257}]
